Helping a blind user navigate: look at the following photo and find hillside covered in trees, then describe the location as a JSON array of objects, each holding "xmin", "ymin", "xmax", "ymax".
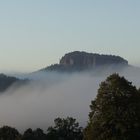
[{"xmin": 0, "ymin": 74, "xmax": 28, "ymax": 93}]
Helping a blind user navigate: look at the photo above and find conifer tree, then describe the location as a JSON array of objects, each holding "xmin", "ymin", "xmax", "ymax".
[{"xmin": 84, "ymin": 73, "xmax": 140, "ymax": 140}]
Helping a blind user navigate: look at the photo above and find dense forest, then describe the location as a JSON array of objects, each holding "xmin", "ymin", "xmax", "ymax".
[{"xmin": 0, "ymin": 73, "xmax": 140, "ymax": 140}]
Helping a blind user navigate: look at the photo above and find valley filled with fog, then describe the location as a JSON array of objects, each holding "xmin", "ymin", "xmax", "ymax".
[{"xmin": 0, "ymin": 66, "xmax": 140, "ymax": 132}]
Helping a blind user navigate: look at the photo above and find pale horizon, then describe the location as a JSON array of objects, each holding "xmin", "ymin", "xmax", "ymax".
[{"xmin": 0, "ymin": 0, "xmax": 140, "ymax": 72}]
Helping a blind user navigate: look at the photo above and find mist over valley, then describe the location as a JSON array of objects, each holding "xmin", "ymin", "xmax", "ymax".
[{"xmin": 0, "ymin": 51, "xmax": 140, "ymax": 132}]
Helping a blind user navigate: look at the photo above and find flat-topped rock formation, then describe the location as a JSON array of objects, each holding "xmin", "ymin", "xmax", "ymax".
[
  {"xmin": 42, "ymin": 51, "xmax": 128, "ymax": 72},
  {"xmin": 60, "ymin": 51, "xmax": 128, "ymax": 68}
]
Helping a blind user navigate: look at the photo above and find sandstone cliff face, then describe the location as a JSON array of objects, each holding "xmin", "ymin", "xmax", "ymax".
[
  {"xmin": 59, "ymin": 51, "xmax": 128, "ymax": 68},
  {"xmin": 42, "ymin": 51, "xmax": 128, "ymax": 72}
]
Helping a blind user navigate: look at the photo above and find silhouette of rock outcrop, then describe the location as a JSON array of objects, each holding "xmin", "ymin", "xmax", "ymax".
[
  {"xmin": 60, "ymin": 51, "xmax": 128, "ymax": 67},
  {"xmin": 42, "ymin": 51, "xmax": 128, "ymax": 72}
]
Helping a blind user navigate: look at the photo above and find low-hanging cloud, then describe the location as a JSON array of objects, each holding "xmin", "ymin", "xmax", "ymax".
[{"xmin": 0, "ymin": 66, "xmax": 140, "ymax": 132}]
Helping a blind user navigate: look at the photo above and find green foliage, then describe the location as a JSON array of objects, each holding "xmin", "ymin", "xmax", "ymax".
[
  {"xmin": 46, "ymin": 117, "xmax": 83, "ymax": 140},
  {"xmin": 84, "ymin": 73, "xmax": 140, "ymax": 140}
]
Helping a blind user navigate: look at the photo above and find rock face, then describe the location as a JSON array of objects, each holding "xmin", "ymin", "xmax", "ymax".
[
  {"xmin": 60, "ymin": 51, "xmax": 128, "ymax": 68},
  {"xmin": 42, "ymin": 51, "xmax": 128, "ymax": 72}
]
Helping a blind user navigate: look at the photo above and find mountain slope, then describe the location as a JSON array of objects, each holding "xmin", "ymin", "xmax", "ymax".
[
  {"xmin": 41, "ymin": 51, "xmax": 128, "ymax": 72},
  {"xmin": 0, "ymin": 74, "xmax": 28, "ymax": 93}
]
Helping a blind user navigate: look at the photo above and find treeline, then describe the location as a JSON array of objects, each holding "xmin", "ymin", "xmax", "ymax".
[
  {"xmin": 1, "ymin": 73, "xmax": 140, "ymax": 140},
  {"xmin": 0, "ymin": 117, "xmax": 83, "ymax": 140}
]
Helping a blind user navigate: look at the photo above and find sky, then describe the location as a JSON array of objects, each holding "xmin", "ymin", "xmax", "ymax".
[{"xmin": 0, "ymin": 0, "xmax": 140, "ymax": 72}]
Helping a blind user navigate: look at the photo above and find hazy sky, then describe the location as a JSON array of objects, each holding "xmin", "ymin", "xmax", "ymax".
[{"xmin": 0, "ymin": 0, "xmax": 140, "ymax": 72}]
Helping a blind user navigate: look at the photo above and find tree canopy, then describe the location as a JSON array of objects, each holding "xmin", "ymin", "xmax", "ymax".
[
  {"xmin": 0, "ymin": 117, "xmax": 82, "ymax": 140},
  {"xmin": 47, "ymin": 117, "xmax": 83, "ymax": 140},
  {"xmin": 84, "ymin": 73, "xmax": 140, "ymax": 140},
  {"xmin": 0, "ymin": 126, "xmax": 21, "ymax": 140},
  {"xmin": 22, "ymin": 128, "xmax": 46, "ymax": 140}
]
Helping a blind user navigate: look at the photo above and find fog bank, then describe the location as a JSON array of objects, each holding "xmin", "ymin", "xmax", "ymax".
[{"xmin": 0, "ymin": 66, "xmax": 140, "ymax": 132}]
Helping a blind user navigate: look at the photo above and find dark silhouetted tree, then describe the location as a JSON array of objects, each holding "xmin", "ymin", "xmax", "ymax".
[
  {"xmin": 22, "ymin": 128, "xmax": 34, "ymax": 140},
  {"xmin": 33, "ymin": 128, "xmax": 47, "ymax": 140},
  {"xmin": 47, "ymin": 117, "xmax": 83, "ymax": 140},
  {"xmin": 84, "ymin": 73, "xmax": 140, "ymax": 140},
  {"xmin": 0, "ymin": 126, "xmax": 21, "ymax": 140},
  {"xmin": 22, "ymin": 128, "xmax": 46, "ymax": 140}
]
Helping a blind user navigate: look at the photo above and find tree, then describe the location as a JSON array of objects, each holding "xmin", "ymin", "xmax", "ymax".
[
  {"xmin": 84, "ymin": 73, "xmax": 140, "ymax": 140},
  {"xmin": 22, "ymin": 128, "xmax": 34, "ymax": 140},
  {"xmin": 0, "ymin": 126, "xmax": 21, "ymax": 140},
  {"xmin": 22, "ymin": 128, "xmax": 46, "ymax": 140},
  {"xmin": 46, "ymin": 117, "xmax": 83, "ymax": 140},
  {"xmin": 33, "ymin": 128, "xmax": 47, "ymax": 140}
]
